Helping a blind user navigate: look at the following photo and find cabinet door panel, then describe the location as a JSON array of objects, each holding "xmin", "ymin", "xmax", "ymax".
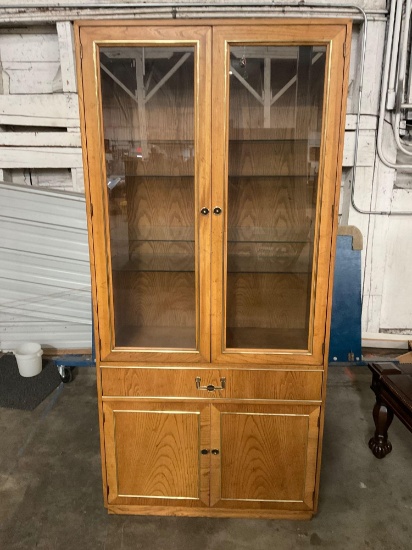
[
  {"xmin": 211, "ymin": 23, "xmax": 350, "ymax": 365},
  {"xmin": 79, "ymin": 25, "xmax": 211, "ymax": 363},
  {"xmin": 103, "ymin": 401, "xmax": 210, "ymax": 507},
  {"xmin": 210, "ymin": 404, "xmax": 320, "ymax": 510}
]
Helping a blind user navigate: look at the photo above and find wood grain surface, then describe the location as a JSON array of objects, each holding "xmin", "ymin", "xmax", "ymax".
[
  {"xmin": 112, "ymin": 271, "xmax": 196, "ymax": 347},
  {"xmin": 77, "ymin": 18, "xmax": 351, "ymax": 518},
  {"xmin": 100, "ymin": 367, "xmax": 323, "ymax": 401},
  {"xmin": 226, "ymin": 272, "xmax": 310, "ymax": 330},
  {"xmin": 210, "ymin": 403, "xmax": 320, "ymax": 510},
  {"xmin": 103, "ymin": 401, "xmax": 210, "ymax": 506},
  {"xmin": 228, "ymin": 140, "xmax": 314, "ymax": 177},
  {"xmin": 228, "ymin": 176, "xmax": 316, "ymax": 243},
  {"xmin": 126, "ymin": 176, "xmax": 195, "ymax": 241}
]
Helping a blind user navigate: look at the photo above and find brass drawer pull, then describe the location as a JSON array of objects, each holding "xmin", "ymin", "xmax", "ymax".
[{"xmin": 195, "ymin": 377, "xmax": 226, "ymax": 391}]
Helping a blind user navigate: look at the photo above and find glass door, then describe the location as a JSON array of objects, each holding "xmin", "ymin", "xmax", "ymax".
[
  {"xmin": 80, "ymin": 26, "xmax": 211, "ymax": 362},
  {"xmin": 211, "ymin": 24, "xmax": 349, "ymax": 365}
]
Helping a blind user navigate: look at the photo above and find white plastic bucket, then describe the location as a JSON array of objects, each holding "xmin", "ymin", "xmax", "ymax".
[{"xmin": 14, "ymin": 343, "xmax": 43, "ymax": 377}]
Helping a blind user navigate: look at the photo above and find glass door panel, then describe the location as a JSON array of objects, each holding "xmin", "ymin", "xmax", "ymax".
[
  {"xmin": 226, "ymin": 45, "xmax": 326, "ymax": 351},
  {"xmin": 100, "ymin": 45, "xmax": 197, "ymax": 350}
]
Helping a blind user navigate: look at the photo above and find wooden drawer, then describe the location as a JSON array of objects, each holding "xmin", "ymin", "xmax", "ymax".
[{"xmin": 100, "ymin": 367, "xmax": 323, "ymax": 402}]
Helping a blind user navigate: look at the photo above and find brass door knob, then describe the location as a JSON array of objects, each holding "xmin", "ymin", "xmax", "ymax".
[
  {"xmin": 200, "ymin": 207, "xmax": 209, "ymax": 215},
  {"xmin": 211, "ymin": 449, "xmax": 220, "ymax": 455}
]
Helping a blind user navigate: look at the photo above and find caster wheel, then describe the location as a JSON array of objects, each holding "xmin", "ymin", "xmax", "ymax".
[{"xmin": 58, "ymin": 366, "xmax": 73, "ymax": 383}]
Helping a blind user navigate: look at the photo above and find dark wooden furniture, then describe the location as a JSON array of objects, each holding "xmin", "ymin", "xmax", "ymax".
[{"xmin": 368, "ymin": 362, "xmax": 412, "ymax": 458}]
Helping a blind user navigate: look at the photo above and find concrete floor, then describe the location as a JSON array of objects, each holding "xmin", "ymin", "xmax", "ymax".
[{"xmin": 0, "ymin": 366, "xmax": 411, "ymax": 550}]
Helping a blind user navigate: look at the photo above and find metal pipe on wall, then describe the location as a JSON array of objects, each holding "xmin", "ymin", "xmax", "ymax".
[
  {"xmin": 386, "ymin": 0, "xmax": 403, "ymax": 110},
  {"xmin": 376, "ymin": 0, "xmax": 412, "ymax": 174},
  {"xmin": 391, "ymin": 0, "xmax": 412, "ymax": 156}
]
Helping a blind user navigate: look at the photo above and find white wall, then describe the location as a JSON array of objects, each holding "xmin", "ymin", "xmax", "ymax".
[{"xmin": 0, "ymin": 0, "xmax": 411, "ymax": 347}]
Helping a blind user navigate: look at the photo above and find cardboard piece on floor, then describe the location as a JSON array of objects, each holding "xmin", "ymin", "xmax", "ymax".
[{"xmin": 397, "ymin": 351, "xmax": 412, "ymax": 364}]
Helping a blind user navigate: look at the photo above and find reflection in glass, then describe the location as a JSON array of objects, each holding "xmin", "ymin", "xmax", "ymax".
[
  {"xmin": 100, "ymin": 46, "xmax": 196, "ymax": 349},
  {"xmin": 226, "ymin": 45, "xmax": 326, "ymax": 350}
]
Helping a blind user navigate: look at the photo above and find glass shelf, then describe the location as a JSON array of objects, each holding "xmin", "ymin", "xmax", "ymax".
[
  {"xmin": 229, "ymin": 175, "xmax": 317, "ymax": 181},
  {"xmin": 228, "ymin": 240, "xmax": 311, "ymax": 273},
  {"xmin": 229, "ymin": 138, "xmax": 320, "ymax": 143},
  {"xmin": 112, "ymin": 227, "xmax": 195, "ymax": 242},
  {"xmin": 116, "ymin": 325, "xmax": 196, "ymax": 349},
  {"xmin": 228, "ymin": 228, "xmax": 314, "ymax": 243},
  {"xmin": 122, "ymin": 175, "xmax": 195, "ymax": 179},
  {"xmin": 226, "ymin": 327, "xmax": 308, "ymax": 351}
]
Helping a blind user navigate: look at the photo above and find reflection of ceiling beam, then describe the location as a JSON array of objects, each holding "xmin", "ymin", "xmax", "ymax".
[
  {"xmin": 263, "ymin": 57, "xmax": 271, "ymax": 128},
  {"xmin": 230, "ymin": 52, "xmax": 324, "ymax": 111},
  {"xmin": 102, "ymin": 47, "xmax": 192, "ymax": 59},
  {"xmin": 101, "ymin": 52, "xmax": 190, "ymax": 105},
  {"xmin": 231, "ymin": 46, "xmax": 325, "ymax": 58},
  {"xmin": 101, "ymin": 51, "xmax": 191, "ymax": 158},
  {"xmin": 100, "ymin": 62, "xmax": 138, "ymax": 105},
  {"xmin": 145, "ymin": 52, "xmax": 191, "ymax": 102},
  {"xmin": 135, "ymin": 51, "xmax": 148, "ymax": 157},
  {"xmin": 230, "ymin": 64, "xmax": 264, "ymax": 105},
  {"xmin": 271, "ymin": 52, "xmax": 323, "ymax": 106}
]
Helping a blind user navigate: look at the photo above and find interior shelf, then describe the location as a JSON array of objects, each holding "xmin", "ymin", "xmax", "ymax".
[
  {"xmin": 123, "ymin": 142, "xmax": 195, "ymax": 176},
  {"xmin": 120, "ymin": 227, "xmax": 195, "ymax": 242},
  {"xmin": 229, "ymin": 175, "xmax": 317, "ymax": 182},
  {"xmin": 228, "ymin": 140, "xmax": 319, "ymax": 177},
  {"xmin": 228, "ymin": 227, "xmax": 314, "ymax": 243},
  {"xmin": 228, "ymin": 128, "xmax": 321, "ymax": 141},
  {"xmin": 110, "ymin": 238, "xmax": 312, "ymax": 273},
  {"xmin": 226, "ymin": 327, "xmax": 308, "ymax": 351},
  {"xmin": 228, "ymin": 241, "xmax": 311, "ymax": 273},
  {"xmin": 229, "ymin": 138, "xmax": 320, "ymax": 143},
  {"xmin": 116, "ymin": 325, "xmax": 196, "ymax": 349}
]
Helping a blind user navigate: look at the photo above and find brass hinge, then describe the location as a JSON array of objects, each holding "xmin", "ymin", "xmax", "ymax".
[
  {"xmin": 322, "ymin": 342, "xmax": 325, "ymax": 356},
  {"xmin": 90, "ymin": 202, "xmax": 94, "ymax": 218},
  {"xmin": 318, "ymin": 416, "xmax": 321, "ymax": 428},
  {"xmin": 80, "ymin": 43, "xmax": 84, "ymax": 59},
  {"xmin": 343, "ymin": 42, "xmax": 347, "ymax": 58},
  {"xmin": 331, "ymin": 204, "xmax": 335, "ymax": 221}
]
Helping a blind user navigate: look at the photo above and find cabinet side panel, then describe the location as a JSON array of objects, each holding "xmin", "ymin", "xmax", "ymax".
[
  {"xmin": 314, "ymin": 21, "xmax": 352, "ymax": 514},
  {"xmin": 75, "ymin": 23, "xmax": 108, "ymax": 507}
]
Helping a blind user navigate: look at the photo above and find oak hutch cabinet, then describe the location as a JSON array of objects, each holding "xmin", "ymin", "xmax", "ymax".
[{"xmin": 76, "ymin": 18, "xmax": 351, "ymax": 519}]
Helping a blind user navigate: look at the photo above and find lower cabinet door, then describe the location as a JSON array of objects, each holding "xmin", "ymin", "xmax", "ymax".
[
  {"xmin": 102, "ymin": 401, "xmax": 210, "ymax": 508},
  {"xmin": 210, "ymin": 404, "xmax": 321, "ymax": 511}
]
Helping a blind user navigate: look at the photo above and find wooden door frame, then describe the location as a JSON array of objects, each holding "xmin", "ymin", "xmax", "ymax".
[
  {"xmin": 209, "ymin": 403, "xmax": 321, "ymax": 510},
  {"xmin": 210, "ymin": 21, "xmax": 351, "ymax": 366},
  {"xmin": 76, "ymin": 23, "xmax": 212, "ymax": 363},
  {"xmin": 102, "ymin": 400, "xmax": 211, "ymax": 507}
]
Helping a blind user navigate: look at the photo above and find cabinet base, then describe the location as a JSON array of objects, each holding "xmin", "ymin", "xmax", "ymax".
[{"xmin": 107, "ymin": 504, "xmax": 313, "ymax": 520}]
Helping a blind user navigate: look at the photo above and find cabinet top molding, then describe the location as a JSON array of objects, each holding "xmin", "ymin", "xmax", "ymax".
[{"xmin": 75, "ymin": 17, "xmax": 352, "ymax": 28}]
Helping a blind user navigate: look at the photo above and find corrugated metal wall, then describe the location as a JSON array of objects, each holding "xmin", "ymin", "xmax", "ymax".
[{"xmin": 0, "ymin": 182, "xmax": 92, "ymax": 351}]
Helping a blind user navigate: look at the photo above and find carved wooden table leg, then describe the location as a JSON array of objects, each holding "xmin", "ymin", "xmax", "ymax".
[
  {"xmin": 368, "ymin": 362, "xmax": 412, "ymax": 459},
  {"xmin": 368, "ymin": 398, "xmax": 394, "ymax": 459}
]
